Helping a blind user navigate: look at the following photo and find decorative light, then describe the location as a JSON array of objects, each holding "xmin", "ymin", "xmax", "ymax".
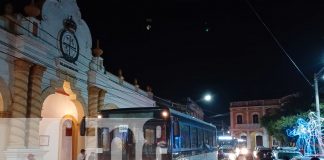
[{"xmin": 286, "ymin": 112, "xmax": 324, "ymax": 155}]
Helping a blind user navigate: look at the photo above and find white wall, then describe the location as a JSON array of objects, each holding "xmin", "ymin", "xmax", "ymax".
[{"xmin": 39, "ymin": 118, "xmax": 60, "ymax": 160}]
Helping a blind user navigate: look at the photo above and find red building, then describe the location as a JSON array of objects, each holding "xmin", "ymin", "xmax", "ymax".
[{"xmin": 230, "ymin": 99, "xmax": 281, "ymax": 149}]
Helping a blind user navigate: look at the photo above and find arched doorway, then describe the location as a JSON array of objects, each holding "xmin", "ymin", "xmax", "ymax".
[
  {"xmin": 40, "ymin": 81, "xmax": 85, "ymax": 160},
  {"xmin": 256, "ymin": 135, "xmax": 263, "ymax": 147}
]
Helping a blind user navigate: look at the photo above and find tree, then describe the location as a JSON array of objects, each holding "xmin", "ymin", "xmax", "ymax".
[{"xmin": 261, "ymin": 93, "xmax": 312, "ymax": 144}]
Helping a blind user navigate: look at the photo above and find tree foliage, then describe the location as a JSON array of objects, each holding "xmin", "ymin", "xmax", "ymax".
[{"xmin": 260, "ymin": 93, "xmax": 313, "ymax": 144}]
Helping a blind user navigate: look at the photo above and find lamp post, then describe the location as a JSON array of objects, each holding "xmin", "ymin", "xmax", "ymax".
[{"xmin": 314, "ymin": 67, "xmax": 324, "ymax": 154}]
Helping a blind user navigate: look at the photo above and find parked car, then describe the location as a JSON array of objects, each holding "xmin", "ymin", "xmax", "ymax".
[
  {"xmin": 272, "ymin": 148, "xmax": 303, "ymax": 160},
  {"xmin": 253, "ymin": 147, "xmax": 272, "ymax": 160}
]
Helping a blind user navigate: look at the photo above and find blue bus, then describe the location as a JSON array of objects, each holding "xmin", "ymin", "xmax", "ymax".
[{"xmin": 81, "ymin": 107, "xmax": 218, "ymax": 160}]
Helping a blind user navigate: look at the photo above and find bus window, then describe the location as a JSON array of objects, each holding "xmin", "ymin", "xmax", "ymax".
[
  {"xmin": 198, "ymin": 128, "xmax": 203, "ymax": 148},
  {"xmin": 180, "ymin": 124, "xmax": 190, "ymax": 149},
  {"xmin": 191, "ymin": 127, "xmax": 198, "ymax": 148},
  {"xmin": 213, "ymin": 131, "xmax": 217, "ymax": 146},
  {"xmin": 208, "ymin": 131, "xmax": 213, "ymax": 146},
  {"xmin": 173, "ymin": 121, "xmax": 180, "ymax": 149},
  {"xmin": 204, "ymin": 130, "xmax": 209, "ymax": 145}
]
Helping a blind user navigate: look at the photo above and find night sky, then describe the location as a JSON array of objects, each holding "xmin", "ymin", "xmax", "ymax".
[
  {"xmin": 76, "ymin": 0, "xmax": 324, "ymax": 115},
  {"xmin": 5, "ymin": 0, "xmax": 324, "ymax": 120}
]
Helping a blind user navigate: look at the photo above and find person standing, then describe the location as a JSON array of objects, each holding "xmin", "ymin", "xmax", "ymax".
[{"xmin": 77, "ymin": 149, "xmax": 86, "ymax": 160}]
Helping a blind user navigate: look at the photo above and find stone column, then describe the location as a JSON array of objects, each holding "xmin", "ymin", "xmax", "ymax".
[
  {"xmin": 7, "ymin": 59, "xmax": 32, "ymax": 148},
  {"xmin": 88, "ymin": 86, "xmax": 100, "ymax": 117},
  {"xmin": 263, "ymin": 129, "xmax": 270, "ymax": 148},
  {"xmin": 86, "ymin": 86, "xmax": 100, "ymax": 149},
  {"xmin": 26, "ymin": 65, "xmax": 46, "ymax": 148},
  {"xmin": 247, "ymin": 131, "xmax": 252, "ymax": 149},
  {"xmin": 98, "ymin": 90, "xmax": 106, "ymax": 111},
  {"xmin": 246, "ymin": 108, "xmax": 249, "ymax": 124},
  {"xmin": 230, "ymin": 109, "xmax": 233, "ymax": 129}
]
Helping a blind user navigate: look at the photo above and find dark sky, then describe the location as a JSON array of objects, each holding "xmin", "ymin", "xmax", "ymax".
[
  {"xmin": 5, "ymin": 0, "xmax": 324, "ymax": 120},
  {"xmin": 76, "ymin": 0, "xmax": 324, "ymax": 116}
]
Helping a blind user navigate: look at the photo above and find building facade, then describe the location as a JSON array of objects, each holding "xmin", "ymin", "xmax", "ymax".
[
  {"xmin": 229, "ymin": 99, "xmax": 281, "ymax": 149},
  {"xmin": 0, "ymin": 0, "xmax": 155, "ymax": 159}
]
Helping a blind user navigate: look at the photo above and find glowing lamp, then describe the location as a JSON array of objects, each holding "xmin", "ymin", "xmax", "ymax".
[
  {"xmin": 204, "ymin": 94, "xmax": 212, "ymax": 102},
  {"xmin": 162, "ymin": 110, "xmax": 169, "ymax": 118}
]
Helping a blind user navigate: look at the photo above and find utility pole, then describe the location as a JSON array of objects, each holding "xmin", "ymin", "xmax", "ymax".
[{"xmin": 314, "ymin": 72, "xmax": 324, "ymax": 154}]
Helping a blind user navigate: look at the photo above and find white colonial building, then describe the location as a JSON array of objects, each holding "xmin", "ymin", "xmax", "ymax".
[{"xmin": 0, "ymin": 0, "xmax": 155, "ymax": 159}]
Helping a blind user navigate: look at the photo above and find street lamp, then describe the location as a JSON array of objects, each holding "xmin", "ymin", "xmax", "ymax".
[{"xmin": 204, "ymin": 94, "xmax": 212, "ymax": 102}]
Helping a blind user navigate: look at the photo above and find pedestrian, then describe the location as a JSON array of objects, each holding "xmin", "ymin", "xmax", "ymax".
[{"xmin": 77, "ymin": 149, "xmax": 87, "ymax": 160}]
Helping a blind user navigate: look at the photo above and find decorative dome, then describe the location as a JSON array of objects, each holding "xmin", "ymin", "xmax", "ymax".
[
  {"xmin": 24, "ymin": 0, "xmax": 40, "ymax": 17},
  {"xmin": 93, "ymin": 40, "xmax": 103, "ymax": 57}
]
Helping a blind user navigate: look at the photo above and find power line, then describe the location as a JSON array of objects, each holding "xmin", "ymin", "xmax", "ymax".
[{"xmin": 244, "ymin": 0, "xmax": 313, "ymax": 87}]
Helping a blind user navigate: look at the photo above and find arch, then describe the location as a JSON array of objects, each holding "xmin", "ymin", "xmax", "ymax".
[
  {"xmin": 59, "ymin": 115, "xmax": 78, "ymax": 160},
  {"xmin": 40, "ymin": 79, "xmax": 86, "ymax": 160},
  {"xmin": 239, "ymin": 132, "xmax": 247, "ymax": 137},
  {"xmin": 0, "ymin": 76, "xmax": 11, "ymax": 112},
  {"xmin": 41, "ymin": 81, "xmax": 87, "ymax": 117}
]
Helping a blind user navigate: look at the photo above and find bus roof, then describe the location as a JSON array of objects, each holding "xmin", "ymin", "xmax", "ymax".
[
  {"xmin": 169, "ymin": 108, "xmax": 216, "ymax": 128},
  {"xmin": 100, "ymin": 107, "xmax": 216, "ymax": 129}
]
